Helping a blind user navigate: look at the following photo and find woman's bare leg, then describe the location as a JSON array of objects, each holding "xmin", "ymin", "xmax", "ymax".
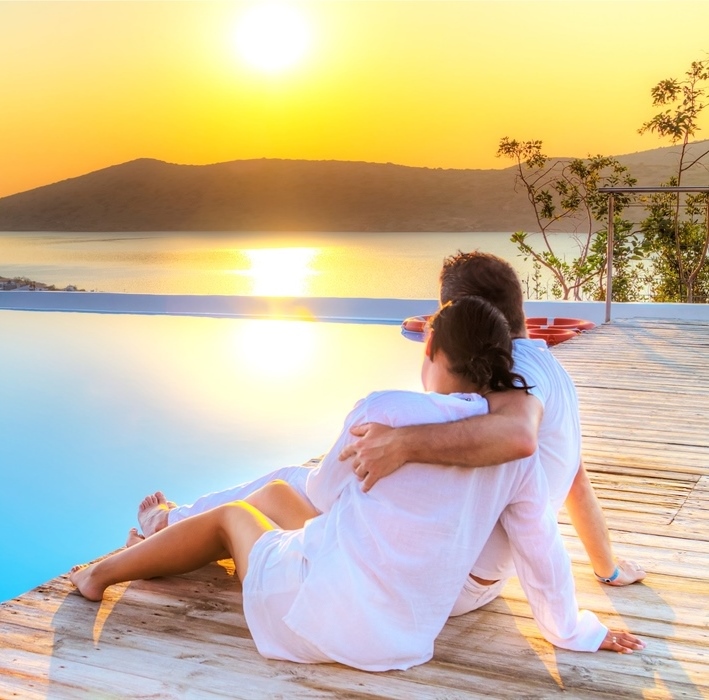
[
  {"xmin": 70, "ymin": 501, "xmax": 272, "ymax": 601},
  {"xmin": 244, "ymin": 479, "xmax": 319, "ymax": 529}
]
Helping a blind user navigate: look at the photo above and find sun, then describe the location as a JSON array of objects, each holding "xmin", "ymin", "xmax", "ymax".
[{"xmin": 235, "ymin": 2, "xmax": 312, "ymax": 74}]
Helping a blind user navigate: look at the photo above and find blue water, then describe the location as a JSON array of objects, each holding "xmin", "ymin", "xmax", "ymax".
[{"xmin": 0, "ymin": 309, "xmax": 424, "ymax": 602}]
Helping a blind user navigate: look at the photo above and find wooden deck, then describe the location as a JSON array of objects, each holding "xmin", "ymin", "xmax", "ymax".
[{"xmin": 1, "ymin": 318, "xmax": 708, "ymax": 699}]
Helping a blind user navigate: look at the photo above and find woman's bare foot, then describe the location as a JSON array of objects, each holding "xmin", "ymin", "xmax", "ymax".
[
  {"xmin": 126, "ymin": 527, "xmax": 145, "ymax": 547},
  {"xmin": 138, "ymin": 491, "xmax": 175, "ymax": 537},
  {"xmin": 69, "ymin": 564, "xmax": 106, "ymax": 602}
]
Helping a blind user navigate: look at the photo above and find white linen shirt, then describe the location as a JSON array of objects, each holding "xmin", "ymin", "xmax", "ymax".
[
  {"xmin": 513, "ymin": 338, "xmax": 582, "ymax": 509},
  {"xmin": 281, "ymin": 390, "xmax": 606, "ymax": 672},
  {"xmin": 471, "ymin": 338, "xmax": 583, "ymax": 581}
]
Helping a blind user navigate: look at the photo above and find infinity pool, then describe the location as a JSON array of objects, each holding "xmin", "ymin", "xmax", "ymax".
[{"xmin": 1, "ymin": 309, "xmax": 425, "ymax": 601}]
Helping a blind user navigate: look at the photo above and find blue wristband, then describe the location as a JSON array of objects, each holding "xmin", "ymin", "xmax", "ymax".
[{"xmin": 595, "ymin": 565, "xmax": 620, "ymax": 584}]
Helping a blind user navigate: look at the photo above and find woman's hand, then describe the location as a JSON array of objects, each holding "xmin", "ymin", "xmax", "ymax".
[{"xmin": 599, "ymin": 629, "xmax": 646, "ymax": 653}]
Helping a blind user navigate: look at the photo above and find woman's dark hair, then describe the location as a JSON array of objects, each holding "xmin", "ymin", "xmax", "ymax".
[{"xmin": 428, "ymin": 296, "xmax": 530, "ymax": 393}]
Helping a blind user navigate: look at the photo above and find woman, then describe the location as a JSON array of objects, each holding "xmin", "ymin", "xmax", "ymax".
[{"xmin": 71, "ymin": 296, "xmax": 643, "ymax": 671}]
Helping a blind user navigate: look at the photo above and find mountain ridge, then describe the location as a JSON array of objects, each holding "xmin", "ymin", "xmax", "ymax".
[{"xmin": 1, "ymin": 142, "xmax": 707, "ymax": 232}]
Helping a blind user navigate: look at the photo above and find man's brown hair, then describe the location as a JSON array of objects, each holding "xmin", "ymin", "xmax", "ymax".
[{"xmin": 439, "ymin": 251, "xmax": 526, "ymax": 337}]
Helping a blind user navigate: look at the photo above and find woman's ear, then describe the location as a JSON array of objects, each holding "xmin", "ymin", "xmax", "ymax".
[{"xmin": 424, "ymin": 330, "xmax": 434, "ymax": 360}]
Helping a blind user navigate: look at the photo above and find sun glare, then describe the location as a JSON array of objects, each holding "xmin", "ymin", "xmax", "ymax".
[
  {"xmin": 235, "ymin": 2, "xmax": 312, "ymax": 74},
  {"xmin": 242, "ymin": 247, "xmax": 318, "ymax": 296},
  {"xmin": 231, "ymin": 319, "xmax": 317, "ymax": 381}
]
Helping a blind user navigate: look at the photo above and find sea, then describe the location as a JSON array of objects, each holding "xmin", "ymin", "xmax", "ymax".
[
  {"xmin": 0, "ymin": 230, "xmax": 581, "ymax": 298},
  {"xmin": 1, "ymin": 230, "xmax": 582, "ymax": 603}
]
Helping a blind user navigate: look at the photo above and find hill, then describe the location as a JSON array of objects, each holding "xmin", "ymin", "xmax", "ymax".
[
  {"xmin": 0, "ymin": 142, "xmax": 707, "ymax": 232},
  {"xmin": 0, "ymin": 159, "xmax": 526, "ymax": 232}
]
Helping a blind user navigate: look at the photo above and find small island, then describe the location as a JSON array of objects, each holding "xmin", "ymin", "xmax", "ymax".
[{"xmin": 0, "ymin": 275, "xmax": 84, "ymax": 292}]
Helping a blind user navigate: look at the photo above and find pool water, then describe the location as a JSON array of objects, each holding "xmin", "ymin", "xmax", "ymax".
[{"xmin": 1, "ymin": 310, "xmax": 424, "ymax": 602}]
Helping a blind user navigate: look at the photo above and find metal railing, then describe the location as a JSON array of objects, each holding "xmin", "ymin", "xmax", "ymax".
[{"xmin": 598, "ymin": 186, "xmax": 709, "ymax": 322}]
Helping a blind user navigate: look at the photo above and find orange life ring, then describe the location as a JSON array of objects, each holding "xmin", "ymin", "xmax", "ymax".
[
  {"xmin": 402, "ymin": 314, "xmax": 593, "ymax": 346},
  {"xmin": 526, "ymin": 317, "xmax": 595, "ymax": 332},
  {"xmin": 527, "ymin": 327, "xmax": 579, "ymax": 346},
  {"xmin": 401, "ymin": 314, "xmax": 431, "ymax": 334}
]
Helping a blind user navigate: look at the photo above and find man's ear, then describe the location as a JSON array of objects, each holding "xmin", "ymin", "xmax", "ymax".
[{"xmin": 424, "ymin": 331, "xmax": 434, "ymax": 360}]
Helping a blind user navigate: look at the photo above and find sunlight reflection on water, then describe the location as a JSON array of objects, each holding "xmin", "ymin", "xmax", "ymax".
[
  {"xmin": 0, "ymin": 230, "xmax": 575, "ymax": 297},
  {"xmin": 1, "ymin": 309, "xmax": 424, "ymax": 602},
  {"xmin": 239, "ymin": 247, "xmax": 319, "ymax": 296}
]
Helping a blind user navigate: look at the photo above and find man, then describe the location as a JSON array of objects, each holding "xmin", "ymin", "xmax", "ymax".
[
  {"xmin": 138, "ymin": 252, "xmax": 644, "ymax": 608},
  {"xmin": 340, "ymin": 251, "xmax": 644, "ymax": 612}
]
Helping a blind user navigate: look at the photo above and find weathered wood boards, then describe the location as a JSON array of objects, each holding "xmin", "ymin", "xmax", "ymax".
[{"xmin": 1, "ymin": 318, "xmax": 708, "ymax": 699}]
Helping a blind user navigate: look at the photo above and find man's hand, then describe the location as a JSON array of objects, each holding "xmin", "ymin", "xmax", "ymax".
[
  {"xmin": 598, "ymin": 628, "xmax": 646, "ymax": 654},
  {"xmin": 338, "ymin": 422, "xmax": 407, "ymax": 492},
  {"xmin": 604, "ymin": 559, "xmax": 647, "ymax": 587}
]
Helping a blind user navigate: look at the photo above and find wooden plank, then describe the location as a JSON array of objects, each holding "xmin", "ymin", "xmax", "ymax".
[{"xmin": 1, "ymin": 318, "xmax": 708, "ymax": 699}]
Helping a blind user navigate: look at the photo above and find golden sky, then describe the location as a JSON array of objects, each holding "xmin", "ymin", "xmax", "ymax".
[{"xmin": 1, "ymin": 0, "xmax": 708, "ymax": 198}]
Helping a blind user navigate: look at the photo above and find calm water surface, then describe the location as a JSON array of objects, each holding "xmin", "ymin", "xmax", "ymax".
[
  {"xmin": 0, "ymin": 231, "xmax": 578, "ymax": 298},
  {"xmin": 1, "ymin": 310, "xmax": 424, "ymax": 602}
]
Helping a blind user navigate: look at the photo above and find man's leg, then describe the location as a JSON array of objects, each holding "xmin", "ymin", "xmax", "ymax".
[
  {"xmin": 138, "ymin": 464, "xmax": 312, "ymax": 536},
  {"xmin": 137, "ymin": 491, "xmax": 174, "ymax": 537},
  {"xmin": 449, "ymin": 576, "xmax": 507, "ymax": 617},
  {"xmin": 450, "ymin": 521, "xmax": 513, "ymax": 617}
]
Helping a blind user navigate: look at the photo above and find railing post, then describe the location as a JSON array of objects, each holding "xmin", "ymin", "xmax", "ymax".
[{"xmin": 605, "ymin": 194, "xmax": 614, "ymax": 323}]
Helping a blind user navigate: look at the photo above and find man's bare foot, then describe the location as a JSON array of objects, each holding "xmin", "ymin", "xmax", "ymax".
[
  {"xmin": 138, "ymin": 491, "xmax": 175, "ymax": 537},
  {"xmin": 69, "ymin": 564, "xmax": 106, "ymax": 602},
  {"xmin": 126, "ymin": 527, "xmax": 145, "ymax": 547}
]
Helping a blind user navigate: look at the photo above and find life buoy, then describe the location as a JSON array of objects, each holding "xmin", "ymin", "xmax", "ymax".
[
  {"xmin": 527, "ymin": 327, "xmax": 579, "ymax": 346},
  {"xmin": 401, "ymin": 315, "xmax": 431, "ymax": 334},
  {"xmin": 400, "ymin": 314, "xmax": 430, "ymax": 342},
  {"xmin": 402, "ymin": 314, "xmax": 593, "ymax": 346},
  {"xmin": 526, "ymin": 317, "xmax": 595, "ymax": 332}
]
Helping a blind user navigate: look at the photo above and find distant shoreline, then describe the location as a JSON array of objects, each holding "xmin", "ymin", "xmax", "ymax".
[{"xmin": 0, "ymin": 275, "xmax": 84, "ymax": 292}]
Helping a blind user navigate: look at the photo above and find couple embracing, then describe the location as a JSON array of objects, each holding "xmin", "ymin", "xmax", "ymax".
[{"xmin": 71, "ymin": 251, "xmax": 645, "ymax": 671}]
